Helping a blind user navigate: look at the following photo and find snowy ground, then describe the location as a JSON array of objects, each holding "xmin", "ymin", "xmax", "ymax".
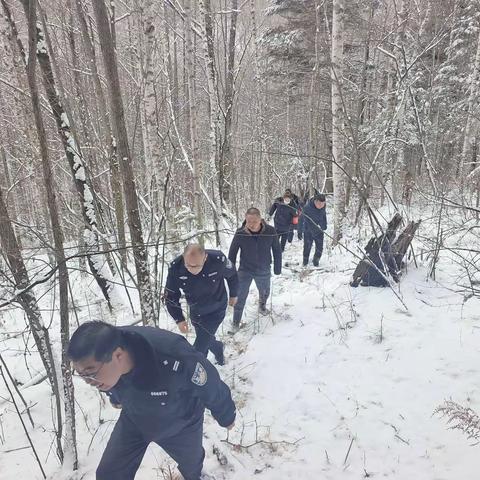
[{"xmin": 1, "ymin": 210, "xmax": 480, "ymax": 479}]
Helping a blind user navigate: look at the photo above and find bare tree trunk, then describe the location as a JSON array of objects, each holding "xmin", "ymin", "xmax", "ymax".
[
  {"xmin": 346, "ymin": 4, "xmax": 374, "ymax": 210},
  {"xmin": 393, "ymin": 0, "xmax": 412, "ymax": 205},
  {"xmin": 0, "ymin": 185, "xmax": 74, "ymax": 466},
  {"xmin": 0, "ymin": 146, "xmax": 22, "ymax": 249},
  {"xmin": 142, "ymin": 0, "xmax": 163, "ymax": 194},
  {"xmin": 184, "ymin": 0, "xmax": 203, "ymax": 230},
  {"xmin": 331, "ymin": 0, "xmax": 346, "ymax": 242},
  {"xmin": 74, "ymin": 0, "xmax": 127, "ymax": 268},
  {"xmin": 23, "ymin": 0, "xmax": 69, "ymax": 463},
  {"xmin": 163, "ymin": 3, "xmax": 179, "ymax": 128},
  {"xmin": 249, "ymin": 0, "xmax": 266, "ymax": 208},
  {"xmin": 309, "ymin": 0, "xmax": 321, "ymax": 183},
  {"xmin": 460, "ymin": 26, "xmax": 480, "ymax": 191},
  {"xmin": 92, "ymin": 0, "xmax": 156, "ymax": 325},
  {"xmin": 219, "ymin": 0, "xmax": 238, "ymax": 206},
  {"xmin": 200, "ymin": 0, "xmax": 224, "ymax": 242},
  {"xmin": 13, "ymin": 0, "xmax": 115, "ymax": 308}
]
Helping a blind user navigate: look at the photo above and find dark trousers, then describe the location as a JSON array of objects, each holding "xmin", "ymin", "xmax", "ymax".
[
  {"xmin": 191, "ymin": 308, "xmax": 225, "ymax": 360},
  {"xmin": 233, "ymin": 269, "xmax": 271, "ymax": 324},
  {"xmin": 97, "ymin": 413, "xmax": 205, "ymax": 480},
  {"xmin": 303, "ymin": 231, "xmax": 324, "ymax": 265},
  {"xmin": 276, "ymin": 227, "xmax": 290, "ymax": 251},
  {"xmin": 287, "ymin": 227, "xmax": 295, "ymax": 243}
]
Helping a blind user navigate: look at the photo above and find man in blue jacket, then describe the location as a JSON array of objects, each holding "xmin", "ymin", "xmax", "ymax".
[
  {"xmin": 68, "ymin": 321, "xmax": 235, "ymax": 480},
  {"xmin": 164, "ymin": 244, "xmax": 238, "ymax": 365},
  {"xmin": 268, "ymin": 192, "xmax": 297, "ymax": 251},
  {"xmin": 228, "ymin": 207, "xmax": 282, "ymax": 328},
  {"xmin": 301, "ymin": 193, "xmax": 327, "ymax": 266}
]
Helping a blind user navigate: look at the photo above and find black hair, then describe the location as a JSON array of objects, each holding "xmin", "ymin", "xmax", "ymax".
[
  {"xmin": 246, "ymin": 207, "xmax": 261, "ymax": 216},
  {"xmin": 67, "ymin": 321, "xmax": 125, "ymax": 362},
  {"xmin": 313, "ymin": 193, "xmax": 326, "ymax": 202}
]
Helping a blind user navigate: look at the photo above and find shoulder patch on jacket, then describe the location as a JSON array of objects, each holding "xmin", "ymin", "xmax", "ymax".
[{"xmin": 191, "ymin": 362, "xmax": 208, "ymax": 386}]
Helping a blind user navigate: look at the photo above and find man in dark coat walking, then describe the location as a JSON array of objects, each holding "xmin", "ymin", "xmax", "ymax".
[
  {"xmin": 164, "ymin": 244, "xmax": 238, "ymax": 365},
  {"xmin": 228, "ymin": 207, "xmax": 282, "ymax": 328},
  {"xmin": 268, "ymin": 192, "xmax": 297, "ymax": 251},
  {"xmin": 68, "ymin": 321, "xmax": 235, "ymax": 480},
  {"xmin": 284, "ymin": 188, "xmax": 301, "ymax": 242},
  {"xmin": 301, "ymin": 193, "xmax": 327, "ymax": 266}
]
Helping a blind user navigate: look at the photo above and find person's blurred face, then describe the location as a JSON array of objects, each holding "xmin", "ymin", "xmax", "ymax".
[
  {"xmin": 184, "ymin": 249, "xmax": 207, "ymax": 275},
  {"xmin": 283, "ymin": 197, "xmax": 291, "ymax": 205},
  {"xmin": 245, "ymin": 213, "xmax": 262, "ymax": 232},
  {"xmin": 73, "ymin": 347, "xmax": 127, "ymax": 391},
  {"xmin": 314, "ymin": 200, "xmax": 326, "ymax": 209}
]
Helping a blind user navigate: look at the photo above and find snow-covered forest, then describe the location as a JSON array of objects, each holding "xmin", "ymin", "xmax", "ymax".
[{"xmin": 1, "ymin": 0, "xmax": 480, "ymax": 478}]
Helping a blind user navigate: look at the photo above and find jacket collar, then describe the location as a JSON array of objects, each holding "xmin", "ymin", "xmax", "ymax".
[
  {"xmin": 120, "ymin": 329, "xmax": 160, "ymax": 390},
  {"xmin": 242, "ymin": 220, "xmax": 267, "ymax": 235}
]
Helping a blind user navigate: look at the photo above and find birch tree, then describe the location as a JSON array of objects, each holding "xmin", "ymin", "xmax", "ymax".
[
  {"xmin": 92, "ymin": 0, "xmax": 156, "ymax": 325},
  {"xmin": 142, "ymin": 0, "xmax": 164, "ymax": 203},
  {"xmin": 331, "ymin": 0, "xmax": 346, "ymax": 241},
  {"xmin": 199, "ymin": 0, "xmax": 225, "ymax": 242},
  {"xmin": 184, "ymin": 0, "xmax": 203, "ymax": 229},
  {"xmin": 461, "ymin": 25, "xmax": 480, "ymax": 187},
  {"xmin": 219, "ymin": 0, "xmax": 239, "ymax": 205},
  {"xmin": 10, "ymin": 0, "xmax": 115, "ymax": 308},
  {"xmin": 73, "ymin": 0, "xmax": 127, "ymax": 268}
]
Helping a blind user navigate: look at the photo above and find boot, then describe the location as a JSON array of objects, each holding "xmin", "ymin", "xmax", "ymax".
[
  {"xmin": 302, "ymin": 257, "xmax": 309, "ymax": 267},
  {"xmin": 313, "ymin": 255, "xmax": 320, "ymax": 267},
  {"xmin": 229, "ymin": 320, "xmax": 245, "ymax": 334},
  {"xmin": 200, "ymin": 473, "xmax": 216, "ymax": 480},
  {"xmin": 258, "ymin": 303, "xmax": 270, "ymax": 316},
  {"xmin": 214, "ymin": 342, "xmax": 225, "ymax": 366},
  {"xmin": 169, "ymin": 471, "xmax": 184, "ymax": 480},
  {"xmin": 232, "ymin": 309, "xmax": 243, "ymax": 327}
]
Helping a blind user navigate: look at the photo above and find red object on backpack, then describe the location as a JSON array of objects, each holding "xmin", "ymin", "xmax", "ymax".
[{"xmin": 292, "ymin": 216, "xmax": 299, "ymax": 225}]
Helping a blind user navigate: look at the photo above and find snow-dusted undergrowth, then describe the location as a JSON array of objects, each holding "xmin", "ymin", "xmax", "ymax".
[{"xmin": 1, "ymin": 205, "xmax": 480, "ymax": 479}]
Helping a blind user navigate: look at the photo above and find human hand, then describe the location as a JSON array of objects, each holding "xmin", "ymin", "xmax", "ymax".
[
  {"xmin": 226, "ymin": 422, "xmax": 235, "ymax": 430},
  {"xmin": 228, "ymin": 297, "xmax": 238, "ymax": 307},
  {"xmin": 178, "ymin": 321, "xmax": 189, "ymax": 333}
]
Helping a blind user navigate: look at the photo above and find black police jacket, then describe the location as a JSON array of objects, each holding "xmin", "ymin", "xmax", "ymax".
[
  {"xmin": 228, "ymin": 221, "xmax": 282, "ymax": 275},
  {"xmin": 164, "ymin": 249, "xmax": 239, "ymax": 322},
  {"xmin": 107, "ymin": 326, "xmax": 236, "ymax": 440}
]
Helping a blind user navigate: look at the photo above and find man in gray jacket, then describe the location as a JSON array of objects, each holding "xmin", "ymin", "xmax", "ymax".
[{"xmin": 228, "ymin": 207, "xmax": 282, "ymax": 329}]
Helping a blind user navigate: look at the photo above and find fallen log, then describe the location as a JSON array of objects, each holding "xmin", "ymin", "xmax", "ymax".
[{"xmin": 351, "ymin": 214, "xmax": 420, "ymax": 287}]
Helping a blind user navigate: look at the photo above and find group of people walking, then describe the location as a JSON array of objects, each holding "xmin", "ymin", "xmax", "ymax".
[
  {"xmin": 66, "ymin": 188, "xmax": 328, "ymax": 480},
  {"xmin": 164, "ymin": 188, "xmax": 328, "ymax": 358},
  {"xmin": 269, "ymin": 189, "xmax": 328, "ymax": 267}
]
